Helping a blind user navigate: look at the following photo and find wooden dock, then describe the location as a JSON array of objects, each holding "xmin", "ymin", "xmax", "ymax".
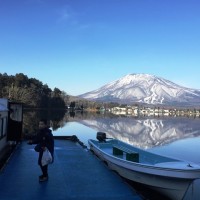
[{"xmin": 0, "ymin": 139, "xmax": 142, "ymax": 200}]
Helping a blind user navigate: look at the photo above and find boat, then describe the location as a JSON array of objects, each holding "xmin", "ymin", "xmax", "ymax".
[{"xmin": 88, "ymin": 132, "xmax": 200, "ymax": 200}]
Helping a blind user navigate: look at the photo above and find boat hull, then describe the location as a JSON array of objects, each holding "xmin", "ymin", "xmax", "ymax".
[
  {"xmin": 88, "ymin": 139, "xmax": 200, "ymax": 200},
  {"xmin": 107, "ymin": 160, "xmax": 191, "ymax": 200}
]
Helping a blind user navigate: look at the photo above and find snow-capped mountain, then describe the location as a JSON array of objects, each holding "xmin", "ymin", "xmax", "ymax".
[{"xmin": 79, "ymin": 74, "xmax": 200, "ymax": 106}]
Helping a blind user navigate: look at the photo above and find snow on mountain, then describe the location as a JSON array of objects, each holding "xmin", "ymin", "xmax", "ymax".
[{"xmin": 79, "ymin": 74, "xmax": 200, "ymax": 105}]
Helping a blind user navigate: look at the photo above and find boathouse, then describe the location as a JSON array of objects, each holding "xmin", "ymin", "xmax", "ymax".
[
  {"xmin": 0, "ymin": 99, "xmax": 9, "ymax": 156},
  {"xmin": 0, "ymin": 98, "xmax": 23, "ymax": 166}
]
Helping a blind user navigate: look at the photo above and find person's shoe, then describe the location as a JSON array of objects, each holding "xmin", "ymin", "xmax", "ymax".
[
  {"xmin": 39, "ymin": 175, "xmax": 43, "ymax": 179},
  {"xmin": 39, "ymin": 175, "xmax": 48, "ymax": 182}
]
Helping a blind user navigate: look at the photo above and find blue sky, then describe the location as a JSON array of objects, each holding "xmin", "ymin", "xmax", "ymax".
[{"xmin": 0, "ymin": 0, "xmax": 200, "ymax": 95}]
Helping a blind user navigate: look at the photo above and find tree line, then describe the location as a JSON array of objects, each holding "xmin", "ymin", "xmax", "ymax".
[{"xmin": 0, "ymin": 73, "xmax": 67, "ymax": 109}]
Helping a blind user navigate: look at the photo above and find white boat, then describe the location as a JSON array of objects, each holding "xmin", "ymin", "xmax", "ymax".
[{"xmin": 88, "ymin": 132, "xmax": 200, "ymax": 200}]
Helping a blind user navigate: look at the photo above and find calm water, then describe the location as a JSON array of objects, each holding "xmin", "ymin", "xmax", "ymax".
[
  {"xmin": 23, "ymin": 111, "xmax": 200, "ymax": 200},
  {"xmin": 53, "ymin": 121, "xmax": 200, "ymax": 164}
]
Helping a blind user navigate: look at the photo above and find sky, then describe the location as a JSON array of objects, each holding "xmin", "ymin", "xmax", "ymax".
[{"xmin": 0, "ymin": 0, "xmax": 200, "ymax": 95}]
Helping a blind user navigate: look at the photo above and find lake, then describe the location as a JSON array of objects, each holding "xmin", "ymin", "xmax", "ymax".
[{"xmin": 23, "ymin": 110, "xmax": 200, "ymax": 200}]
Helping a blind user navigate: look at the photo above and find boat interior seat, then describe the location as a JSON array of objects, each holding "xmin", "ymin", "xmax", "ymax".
[{"xmin": 112, "ymin": 145, "xmax": 139, "ymax": 162}]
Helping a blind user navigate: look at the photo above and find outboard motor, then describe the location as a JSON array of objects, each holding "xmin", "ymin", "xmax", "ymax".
[{"xmin": 96, "ymin": 132, "xmax": 106, "ymax": 142}]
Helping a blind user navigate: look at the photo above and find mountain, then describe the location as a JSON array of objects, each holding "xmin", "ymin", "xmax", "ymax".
[{"xmin": 79, "ymin": 74, "xmax": 200, "ymax": 106}]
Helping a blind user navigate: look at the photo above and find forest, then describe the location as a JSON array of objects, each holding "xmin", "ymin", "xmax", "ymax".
[
  {"xmin": 0, "ymin": 73, "xmax": 67, "ymax": 109},
  {"xmin": 0, "ymin": 73, "xmax": 112, "ymax": 110}
]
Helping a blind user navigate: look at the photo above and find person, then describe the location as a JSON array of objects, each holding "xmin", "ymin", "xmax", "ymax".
[{"xmin": 28, "ymin": 119, "xmax": 54, "ymax": 182}]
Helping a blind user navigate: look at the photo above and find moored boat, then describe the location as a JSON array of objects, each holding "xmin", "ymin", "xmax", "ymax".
[{"xmin": 88, "ymin": 132, "xmax": 200, "ymax": 200}]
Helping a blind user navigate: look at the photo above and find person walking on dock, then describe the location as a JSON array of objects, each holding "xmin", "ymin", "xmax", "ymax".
[{"xmin": 28, "ymin": 119, "xmax": 54, "ymax": 182}]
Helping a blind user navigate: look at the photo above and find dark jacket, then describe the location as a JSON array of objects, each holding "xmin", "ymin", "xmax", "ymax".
[{"xmin": 32, "ymin": 127, "xmax": 54, "ymax": 157}]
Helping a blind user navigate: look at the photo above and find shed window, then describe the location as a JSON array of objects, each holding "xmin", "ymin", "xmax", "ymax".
[
  {"xmin": 0, "ymin": 118, "xmax": 2, "ymax": 139},
  {"xmin": 0, "ymin": 117, "xmax": 7, "ymax": 140},
  {"xmin": 3, "ymin": 117, "xmax": 7, "ymax": 137}
]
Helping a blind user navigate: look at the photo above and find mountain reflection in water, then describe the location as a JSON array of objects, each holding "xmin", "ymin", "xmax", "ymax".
[
  {"xmin": 79, "ymin": 116, "xmax": 200, "ymax": 149},
  {"xmin": 23, "ymin": 110, "xmax": 200, "ymax": 150}
]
